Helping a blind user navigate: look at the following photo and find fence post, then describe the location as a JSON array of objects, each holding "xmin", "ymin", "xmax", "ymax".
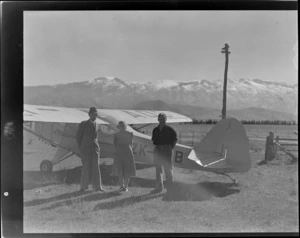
[{"xmin": 264, "ymin": 131, "xmax": 276, "ymax": 161}]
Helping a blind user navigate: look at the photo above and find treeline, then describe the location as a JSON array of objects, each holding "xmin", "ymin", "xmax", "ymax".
[
  {"xmin": 191, "ymin": 119, "xmax": 218, "ymax": 124},
  {"xmin": 191, "ymin": 119, "xmax": 297, "ymax": 125},
  {"xmin": 241, "ymin": 120, "xmax": 297, "ymax": 125}
]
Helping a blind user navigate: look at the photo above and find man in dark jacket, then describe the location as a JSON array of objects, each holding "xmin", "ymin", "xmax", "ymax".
[
  {"xmin": 76, "ymin": 107, "xmax": 105, "ymax": 192},
  {"xmin": 151, "ymin": 113, "xmax": 177, "ymax": 193}
]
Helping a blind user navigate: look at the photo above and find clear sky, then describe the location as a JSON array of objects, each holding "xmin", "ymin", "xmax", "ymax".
[{"xmin": 24, "ymin": 11, "xmax": 298, "ymax": 86}]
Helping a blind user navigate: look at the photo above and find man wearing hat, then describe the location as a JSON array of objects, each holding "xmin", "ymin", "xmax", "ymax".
[
  {"xmin": 151, "ymin": 113, "xmax": 177, "ymax": 193},
  {"xmin": 76, "ymin": 107, "xmax": 105, "ymax": 192}
]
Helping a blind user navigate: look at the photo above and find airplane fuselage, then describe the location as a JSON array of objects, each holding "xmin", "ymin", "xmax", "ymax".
[
  {"xmin": 24, "ymin": 120, "xmax": 200, "ymax": 170},
  {"xmin": 24, "ymin": 104, "xmax": 251, "ymax": 176}
]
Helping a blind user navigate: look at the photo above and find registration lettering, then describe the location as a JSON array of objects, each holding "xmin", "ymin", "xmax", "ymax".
[
  {"xmin": 139, "ymin": 144, "xmax": 147, "ymax": 156},
  {"xmin": 132, "ymin": 143, "xmax": 138, "ymax": 155},
  {"xmin": 174, "ymin": 151, "xmax": 183, "ymax": 163}
]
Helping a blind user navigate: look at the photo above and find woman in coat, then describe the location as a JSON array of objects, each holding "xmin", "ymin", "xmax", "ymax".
[{"xmin": 112, "ymin": 121, "xmax": 136, "ymax": 192}]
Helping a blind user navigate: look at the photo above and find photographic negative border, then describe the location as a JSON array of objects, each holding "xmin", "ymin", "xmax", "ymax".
[{"xmin": 1, "ymin": 1, "xmax": 298, "ymax": 237}]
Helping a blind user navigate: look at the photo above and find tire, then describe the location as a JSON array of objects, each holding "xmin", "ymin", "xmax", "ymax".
[{"xmin": 40, "ymin": 160, "xmax": 53, "ymax": 173}]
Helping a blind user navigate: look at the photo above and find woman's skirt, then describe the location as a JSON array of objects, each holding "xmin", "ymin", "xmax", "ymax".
[{"xmin": 112, "ymin": 145, "xmax": 136, "ymax": 178}]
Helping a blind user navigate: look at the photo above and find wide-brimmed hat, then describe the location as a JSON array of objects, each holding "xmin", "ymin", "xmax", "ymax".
[{"xmin": 89, "ymin": 107, "xmax": 97, "ymax": 114}]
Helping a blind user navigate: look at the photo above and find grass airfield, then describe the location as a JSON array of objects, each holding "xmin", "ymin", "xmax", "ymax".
[{"xmin": 23, "ymin": 125, "xmax": 298, "ymax": 233}]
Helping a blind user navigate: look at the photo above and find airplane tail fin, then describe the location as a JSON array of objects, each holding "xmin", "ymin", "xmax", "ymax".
[{"xmin": 193, "ymin": 118, "xmax": 251, "ymax": 173}]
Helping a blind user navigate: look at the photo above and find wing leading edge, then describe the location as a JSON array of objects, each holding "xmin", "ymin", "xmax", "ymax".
[
  {"xmin": 96, "ymin": 109, "xmax": 192, "ymax": 125},
  {"xmin": 24, "ymin": 104, "xmax": 109, "ymax": 124},
  {"xmin": 24, "ymin": 105, "xmax": 191, "ymax": 125}
]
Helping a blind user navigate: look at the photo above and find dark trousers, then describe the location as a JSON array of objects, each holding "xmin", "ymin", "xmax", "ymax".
[
  {"xmin": 80, "ymin": 150, "xmax": 102, "ymax": 190},
  {"xmin": 153, "ymin": 146, "xmax": 173, "ymax": 189}
]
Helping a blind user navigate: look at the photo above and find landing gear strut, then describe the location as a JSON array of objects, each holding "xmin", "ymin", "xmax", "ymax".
[{"xmin": 216, "ymin": 172, "xmax": 238, "ymax": 185}]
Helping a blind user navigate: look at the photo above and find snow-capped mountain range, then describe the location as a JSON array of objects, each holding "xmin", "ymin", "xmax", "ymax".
[{"xmin": 24, "ymin": 77, "xmax": 298, "ymax": 120}]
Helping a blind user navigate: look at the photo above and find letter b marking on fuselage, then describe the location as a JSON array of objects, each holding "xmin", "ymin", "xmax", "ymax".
[{"xmin": 174, "ymin": 151, "xmax": 183, "ymax": 163}]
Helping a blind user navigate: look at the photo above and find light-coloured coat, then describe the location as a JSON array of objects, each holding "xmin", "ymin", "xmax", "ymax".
[{"xmin": 112, "ymin": 130, "xmax": 136, "ymax": 178}]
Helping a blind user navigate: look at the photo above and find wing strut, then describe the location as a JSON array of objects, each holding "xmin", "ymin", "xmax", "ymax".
[
  {"xmin": 40, "ymin": 148, "xmax": 75, "ymax": 173},
  {"xmin": 131, "ymin": 123, "xmax": 152, "ymax": 131}
]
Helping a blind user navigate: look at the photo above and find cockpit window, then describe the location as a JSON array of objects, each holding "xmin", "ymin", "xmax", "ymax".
[{"xmin": 99, "ymin": 124, "xmax": 117, "ymax": 135}]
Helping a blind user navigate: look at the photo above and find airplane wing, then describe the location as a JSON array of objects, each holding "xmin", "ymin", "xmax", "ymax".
[
  {"xmin": 24, "ymin": 104, "xmax": 109, "ymax": 124},
  {"xmin": 24, "ymin": 104, "xmax": 191, "ymax": 124},
  {"xmin": 96, "ymin": 109, "xmax": 192, "ymax": 124}
]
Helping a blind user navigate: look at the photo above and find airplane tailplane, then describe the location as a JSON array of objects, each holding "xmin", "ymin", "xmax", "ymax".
[{"xmin": 193, "ymin": 118, "xmax": 251, "ymax": 173}]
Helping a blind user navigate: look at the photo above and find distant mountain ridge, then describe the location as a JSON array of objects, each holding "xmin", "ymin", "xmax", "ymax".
[
  {"xmin": 133, "ymin": 100, "xmax": 296, "ymax": 121},
  {"xmin": 24, "ymin": 77, "xmax": 298, "ymax": 121}
]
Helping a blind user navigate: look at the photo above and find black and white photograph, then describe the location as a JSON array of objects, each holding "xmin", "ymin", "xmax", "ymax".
[{"xmin": 1, "ymin": 1, "xmax": 298, "ymax": 235}]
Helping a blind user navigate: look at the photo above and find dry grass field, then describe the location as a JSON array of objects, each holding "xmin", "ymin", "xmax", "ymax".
[{"xmin": 23, "ymin": 124, "xmax": 298, "ymax": 233}]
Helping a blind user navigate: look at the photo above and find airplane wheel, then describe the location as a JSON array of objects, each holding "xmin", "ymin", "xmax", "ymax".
[{"xmin": 40, "ymin": 160, "xmax": 53, "ymax": 173}]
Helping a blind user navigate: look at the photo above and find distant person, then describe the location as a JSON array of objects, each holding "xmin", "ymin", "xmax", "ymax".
[
  {"xmin": 151, "ymin": 113, "xmax": 177, "ymax": 193},
  {"xmin": 265, "ymin": 131, "xmax": 276, "ymax": 161},
  {"xmin": 76, "ymin": 107, "xmax": 105, "ymax": 192},
  {"xmin": 112, "ymin": 121, "xmax": 136, "ymax": 192}
]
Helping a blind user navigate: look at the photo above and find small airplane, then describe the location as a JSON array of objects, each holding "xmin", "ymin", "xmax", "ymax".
[{"xmin": 23, "ymin": 104, "xmax": 251, "ymax": 183}]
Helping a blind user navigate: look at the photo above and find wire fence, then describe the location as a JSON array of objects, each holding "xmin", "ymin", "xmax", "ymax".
[
  {"xmin": 143, "ymin": 124, "xmax": 298, "ymax": 147},
  {"xmin": 142, "ymin": 130, "xmax": 205, "ymax": 146}
]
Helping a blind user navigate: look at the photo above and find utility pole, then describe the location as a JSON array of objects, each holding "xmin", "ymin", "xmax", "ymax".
[{"xmin": 221, "ymin": 43, "xmax": 230, "ymax": 119}]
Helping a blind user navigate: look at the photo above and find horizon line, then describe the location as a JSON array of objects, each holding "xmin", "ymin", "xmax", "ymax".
[{"xmin": 24, "ymin": 77, "xmax": 298, "ymax": 87}]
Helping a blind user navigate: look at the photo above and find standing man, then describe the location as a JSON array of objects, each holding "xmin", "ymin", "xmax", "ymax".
[
  {"xmin": 76, "ymin": 107, "xmax": 105, "ymax": 192},
  {"xmin": 151, "ymin": 113, "xmax": 177, "ymax": 193}
]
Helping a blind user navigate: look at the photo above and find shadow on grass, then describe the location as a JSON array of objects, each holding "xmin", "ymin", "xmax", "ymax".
[
  {"xmin": 24, "ymin": 190, "xmax": 95, "ymax": 207},
  {"xmin": 162, "ymin": 181, "xmax": 240, "ymax": 201},
  {"xmin": 24, "ymin": 164, "xmax": 239, "ymax": 209},
  {"xmin": 24, "ymin": 163, "xmax": 155, "ymax": 190},
  {"xmin": 40, "ymin": 191, "xmax": 122, "ymax": 211},
  {"xmin": 24, "ymin": 176, "xmax": 155, "ymax": 208},
  {"xmin": 25, "ymin": 180, "xmax": 239, "ymax": 211},
  {"xmin": 93, "ymin": 192, "xmax": 164, "ymax": 211},
  {"xmin": 24, "ymin": 164, "xmax": 156, "ymax": 208},
  {"xmin": 24, "ymin": 170, "xmax": 69, "ymax": 190},
  {"xmin": 92, "ymin": 181, "xmax": 239, "ymax": 210}
]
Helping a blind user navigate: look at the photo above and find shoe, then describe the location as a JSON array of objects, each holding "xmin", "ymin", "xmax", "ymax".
[
  {"xmin": 95, "ymin": 188, "xmax": 105, "ymax": 192},
  {"xmin": 151, "ymin": 187, "xmax": 163, "ymax": 193},
  {"xmin": 258, "ymin": 160, "xmax": 267, "ymax": 165},
  {"xmin": 117, "ymin": 186, "xmax": 125, "ymax": 192},
  {"xmin": 118, "ymin": 186, "xmax": 129, "ymax": 192}
]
